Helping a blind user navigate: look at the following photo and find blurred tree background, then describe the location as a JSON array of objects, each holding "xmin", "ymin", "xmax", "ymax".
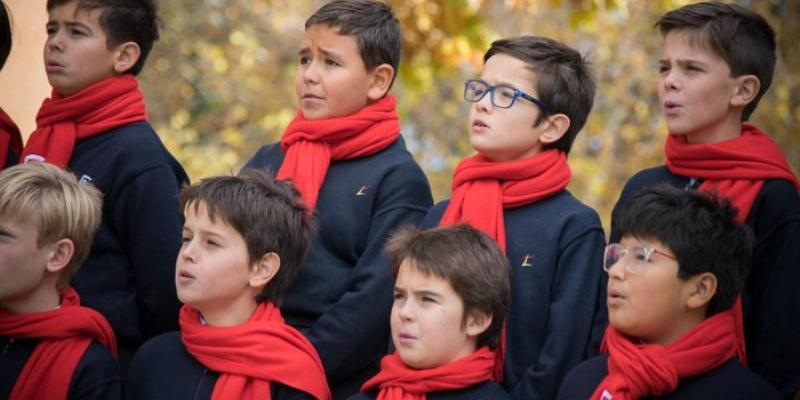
[{"xmin": 140, "ymin": 0, "xmax": 800, "ymax": 232}]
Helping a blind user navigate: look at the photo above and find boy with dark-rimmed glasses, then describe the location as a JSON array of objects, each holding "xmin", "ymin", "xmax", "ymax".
[{"xmin": 419, "ymin": 35, "xmax": 605, "ymax": 400}]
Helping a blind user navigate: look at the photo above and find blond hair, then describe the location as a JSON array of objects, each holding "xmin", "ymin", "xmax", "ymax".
[{"xmin": 0, "ymin": 163, "xmax": 102, "ymax": 291}]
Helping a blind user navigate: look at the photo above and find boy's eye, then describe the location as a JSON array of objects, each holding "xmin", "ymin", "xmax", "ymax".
[
  {"xmin": 206, "ymin": 240, "xmax": 219, "ymax": 247},
  {"xmin": 497, "ymin": 87, "xmax": 516, "ymax": 99},
  {"xmin": 324, "ymin": 58, "xmax": 339, "ymax": 67},
  {"xmin": 421, "ymin": 296, "xmax": 437, "ymax": 303},
  {"xmin": 181, "ymin": 236, "xmax": 191, "ymax": 244},
  {"xmin": 632, "ymin": 248, "xmax": 650, "ymax": 262},
  {"xmin": 393, "ymin": 292, "xmax": 405, "ymax": 301},
  {"xmin": 46, "ymin": 26, "xmax": 56, "ymax": 35},
  {"xmin": 70, "ymin": 29, "xmax": 85, "ymax": 36},
  {"xmin": 299, "ymin": 56, "xmax": 310, "ymax": 65},
  {"xmin": 659, "ymin": 65, "xmax": 669, "ymax": 74}
]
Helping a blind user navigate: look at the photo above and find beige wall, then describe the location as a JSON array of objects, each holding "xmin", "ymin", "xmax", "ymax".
[{"xmin": 1, "ymin": 0, "xmax": 49, "ymax": 139}]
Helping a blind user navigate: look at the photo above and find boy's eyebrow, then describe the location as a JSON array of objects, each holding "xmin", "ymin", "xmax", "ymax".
[
  {"xmin": 298, "ymin": 45, "xmax": 343, "ymax": 60},
  {"xmin": 412, "ymin": 289, "xmax": 443, "ymax": 299},
  {"xmin": 659, "ymin": 57, "xmax": 708, "ymax": 67}
]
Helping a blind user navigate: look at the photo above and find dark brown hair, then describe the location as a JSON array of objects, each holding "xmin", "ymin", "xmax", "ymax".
[
  {"xmin": 484, "ymin": 36, "xmax": 596, "ymax": 154},
  {"xmin": 305, "ymin": 0, "xmax": 401, "ymax": 89},
  {"xmin": 656, "ymin": 1, "xmax": 776, "ymax": 120},
  {"xmin": 179, "ymin": 169, "xmax": 312, "ymax": 304},
  {"xmin": 385, "ymin": 225, "xmax": 511, "ymax": 349},
  {"xmin": 615, "ymin": 185, "xmax": 755, "ymax": 316},
  {"xmin": 47, "ymin": 0, "xmax": 161, "ymax": 75}
]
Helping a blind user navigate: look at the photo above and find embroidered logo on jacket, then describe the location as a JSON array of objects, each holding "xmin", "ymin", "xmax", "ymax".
[
  {"xmin": 600, "ymin": 389, "xmax": 613, "ymax": 399},
  {"xmin": 79, "ymin": 174, "xmax": 93, "ymax": 184},
  {"xmin": 521, "ymin": 253, "xmax": 535, "ymax": 268},
  {"xmin": 356, "ymin": 185, "xmax": 368, "ymax": 196}
]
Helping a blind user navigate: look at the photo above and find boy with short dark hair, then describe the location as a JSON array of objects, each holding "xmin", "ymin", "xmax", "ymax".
[
  {"xmin": 0, "ymin": 162, "xmax": 120, "ymax": 400},
  {"xmin": 558, "ymin": 185, "xmax": 780, "ymax": 399},
  {"xmin": 351, "ymin": 225, "xmax": 512, "ymax": 399},
  {"xmin": 128, "ymin": 169, "xmax": 330, "ymax": 400},
  {"xmin": 0, "ymin": 0, "xmax": 22, "ymax": 169},
  {"xmin": 22, "ymin": 0, "xmax": 189, "ymax": 365},
  {"xmin": 245, "ymin": 1, "xmax": 433, "ymax": 397},
  {"xmin": 609, "ymin": 2, "xmax": 800, "ymax": 396},
  {"xmin": 419, "ymin": 36, "xmax": 606, "ymax": 400}
]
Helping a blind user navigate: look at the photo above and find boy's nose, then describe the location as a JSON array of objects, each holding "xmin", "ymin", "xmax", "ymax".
[
  {"xmin": 179, "ymin": 241, "xmax": 197, "ymax": 261},
  {"xmin": 661, "ymin": 71, "xmax": 680, "ymax": 91},
  {"xmin": 606, "ymin": 259, "xmax": 626, "ymax": 280},
  {"xmin": 302, "ymin": 61, "xmax": 320, "ymax": 84},
  {"xmin": 397, "ymin": 301, "xmax": 415, "ymax": 321}
]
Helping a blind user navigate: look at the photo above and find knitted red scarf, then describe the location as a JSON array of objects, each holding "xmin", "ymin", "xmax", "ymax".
[
  {"xmin": 21, "ymin": 75, "xmax": 147, "ymax": 168},
  {"xmin": 276, "ymin": 95, "xmax": 400, "ymax": 211},
  {"xmin": 360, "ymin": 347, "xmax": 495, "ymax": 400},
  {"xmin": 0, "ymin": 108, "xmax": 23, "ymax": 168},
  {"xmin": 180, "ymin": 302, "xmax": 331, "ymax": 400},
  {"xmin": 592, "ymin": 312, "xmax": 737, "ymax": 400},
  {"xmin": 439, "ymin": 149, "xmax": 571, "ymax": 380},
  {"xmin": 0, "ymin": 287, "xmax": 117, "ymax": 400},
  {"xmin": 665, "ymin": 123, "xmax": 800, "ymax": 364}
]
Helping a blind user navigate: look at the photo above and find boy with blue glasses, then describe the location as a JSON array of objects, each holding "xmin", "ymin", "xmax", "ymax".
[{"xmin": 419, "ymin": 36, "xmax": 605, "ymax": 400}]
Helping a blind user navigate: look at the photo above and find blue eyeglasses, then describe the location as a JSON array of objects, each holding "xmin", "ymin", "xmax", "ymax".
[{"xmin": 463, "ymin": 79, "xmax": 548, "ymax": 111}]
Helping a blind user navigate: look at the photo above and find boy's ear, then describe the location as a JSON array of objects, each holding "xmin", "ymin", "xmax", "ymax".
[
  {"xmin": 45, "ymin": 238, "xmax": 75, "ymax": 274},
  {"xmin": 249, "ymin": 252, "xmax": 280, "ymax": 288},
  {"xmin": 112, "ymin": 41, "xmax": 141, "ymax": 74},
  {"xmin": 464, "ymin": 311, "xmax": 493, "ymax": 339},
  {"xmin": 685, "ymin": 272, "xmax": 718, "ymax": 310},
  {"xmin": 366, "ymin": 63, "xmax": 395, "ymax": 101},
  {"xmin": 537, "ymin": 113, "xmax": 570, "ymax": 146},
  {"xmin": 730, "ymin": 74, "xmax": 760, "ymax": 108}
]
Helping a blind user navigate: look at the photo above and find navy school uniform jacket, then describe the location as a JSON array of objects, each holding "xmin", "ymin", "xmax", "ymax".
[
  {"xmin": 68, "ymin": 121, "xmax": 188, "ymax": 361},
  {"xmin": 0, "ymin": 336, "xmax": 121, "ymax": 400},
  {"xmin": 348, "ymin": 381, "xmax": 513, "ymax": 400},
  {"xmin": 556, "ymin": 354, "xmax": 780, "ymax": 400},
  {"xmin": 609, "ymin": 165, "xmax": 800, "ymax": 399},
  {"xmin": 127, "ymin": 332, "xmax": 313, "ymax": 400},
  {"xmin": 245, "ymin": 137, "xmax": 433, "ymax": 398},
  {"xmin": 419, "ymin": 191, "xmax": 606, "ymax": 400}
]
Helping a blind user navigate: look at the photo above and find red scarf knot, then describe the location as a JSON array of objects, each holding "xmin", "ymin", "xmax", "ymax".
[
  {"xmin": 664, "ymin": 123, "xmax": 799, "ymax": 365},
  {"xmin": 439, "ymin": 149, "xmax": 571, "ymax": 381},
  {"xmin": 0, "ymin": 286, "xmax": 117, "ymax": 400},
  {"xmin": 594, "ymin": 311, "xmax": 738, "ymax": 400},
  {"xmin": 21, "ymin": 75, "xmax": 147, "ymax": 169},
  {"xmin": 276, "ymin": 95, "xmax": 400, "ymax": 212},
  {"xmin": 361, "ymin": 347, "xmax": 495, "ymax": 400},
  {"xmin": 179, "ymin": 302, "xmax": 331, "ymax": 400}
]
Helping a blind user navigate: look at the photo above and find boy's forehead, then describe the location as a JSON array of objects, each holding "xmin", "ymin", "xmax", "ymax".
[
  {"xmin": 661, "ymin": 29, "xmax": 723, "ymax": 61},
  {"xmin": 396, "ymin": 260, "xmax": 458, "ymax": 294},
  {"xmin": 301, "ymin": 24, "xmax": 359, "ymax": 52},
  {"xmin": 481, "ymin": 53, "xmax": 539, "ymax": 92},
  {"xmin": 48, "ymin": 1, "xmax": 103, "ymax": 24}
]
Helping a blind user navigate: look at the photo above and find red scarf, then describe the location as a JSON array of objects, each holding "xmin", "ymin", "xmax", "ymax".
[
  {"xmin": 0, "ymin": 108, "xmax": 23, "ymax": 168},
  {"xmin": 180, "ymin": 302, "xmax": 331, "ymax": 400},
  {"xmin": 361, "ymin": 347, "xmax": 495, "ymax": 400},
  {"xmin": 276, "ymin": 95, "xmax": 400, "ymax": 211},
  {"xmin": 21, "ymin": 75, "xmax": 147, "ymax": 168},
  {"xmin": 0, "ymin": 287, "xmax": 117, "ymax": 400},
  {"xmin": 665, "ymin": 123, "xmax": 800, "ymax": 364},
  {"xmin": 593, "ymin": 312, "xmax": 737, "ymax": 400},
  {"xmin": 439, "ymin": 149, "xmax": 571, "ymax": 380}
]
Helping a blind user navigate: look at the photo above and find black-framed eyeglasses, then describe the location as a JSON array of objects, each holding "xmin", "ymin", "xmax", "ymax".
[
  {"xmin": 463, "ymin": 79, "xmax": 548, "ymax": 111},
  {"xmin": 603, "ymin": 243, "xmax": 677, "ymax": 274}
]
